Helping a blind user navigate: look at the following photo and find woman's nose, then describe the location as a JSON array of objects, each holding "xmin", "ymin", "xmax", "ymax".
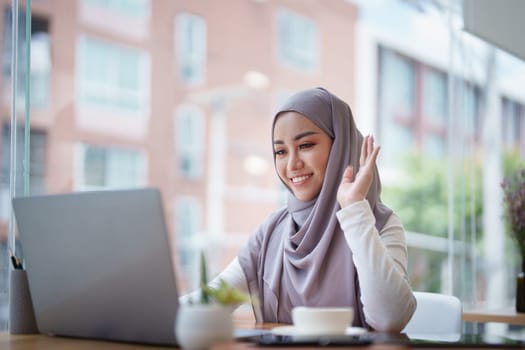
[{"xmin": 287, "ymin": 152, "xmax": 303, "ymax": 170}]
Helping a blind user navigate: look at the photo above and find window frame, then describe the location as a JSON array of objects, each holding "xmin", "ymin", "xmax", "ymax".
[
  {"xmin": 174, "ymin": 12, "xmax": 207, "ymax": 86},
  {"xmin": 74, "ymin": 143, "xmax": 147, "ymax": 191},
  {"xmin": 276, "ymin": 8, "xmax": 319, "ymax": 72},
  {"xmin": 175, "ymin": 104, "xmax": 205, "ymax": 179},
  {"xmin": 76, "ymin": 34, "xmax": 151, "ymax": 117}
]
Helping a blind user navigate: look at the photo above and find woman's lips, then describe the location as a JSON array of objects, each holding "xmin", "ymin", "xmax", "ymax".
[{"xmin": 291, "ymin": 174, "xmax": 312, "ymax": 184}]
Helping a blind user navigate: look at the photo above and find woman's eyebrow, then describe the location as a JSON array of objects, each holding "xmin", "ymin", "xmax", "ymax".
[
  {"xmin": 273, "ymin": 130, "xmax": 319, "ymax": 145},
  {"xmin": 294, "ymin": 130, "xmax": 319, "ymax": 141}
]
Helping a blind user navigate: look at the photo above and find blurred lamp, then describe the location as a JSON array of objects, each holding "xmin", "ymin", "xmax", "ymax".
[{"xmin": 243, "ymin": 70, "xmax": 270, "ymax": 90}]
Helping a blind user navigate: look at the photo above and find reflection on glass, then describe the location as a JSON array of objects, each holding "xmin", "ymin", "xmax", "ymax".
[{"xmin": 0, "ymin": 0, "xmax": 524, "ymax": 334}]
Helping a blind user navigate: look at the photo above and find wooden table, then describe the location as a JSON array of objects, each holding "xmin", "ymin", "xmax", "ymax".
[
  {"xmin": 1, "ymin": 328, "xmax": 522, "ymax": 350},
  {"xmin": 1, "ymin": 315, "xmax": 523, "ymax": 350},
  {"xmin": 0, "ymin": 332, "xmax": 497, "ymax": 350},
  {"xmin": 462, "ymin": 308, "xmax": 525, "ymax": 326}
]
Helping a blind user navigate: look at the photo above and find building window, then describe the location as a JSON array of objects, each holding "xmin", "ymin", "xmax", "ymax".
[
  {"xmin": 377, "ymin": 46, "xmax": 474, "ymax": 163},
  {"xmin": 378, "ymin": 47, "xmax": 417, "ymax": 166},
  {"xmin": 459, "ymin": 80, "xmax": 481, "ymax": 145},
  {"xmin": 174, "ymin": 196, "xmax": 202, "ymax": 287},
  {"xmin": 76, "ymin": 35, "xmax": 150, "ymax": 116},
  {"xmin": 175, "ymin": 105, "xmax": 204, "ymax": 179},
  {"xmin": 277, "ymin": 8, "xmax": 318, "ymax": 71},
  {"xmin": 81, "ymin": 0, "xmax": 150, "ymax": 18},
  {"xmin": 422, "ymin": 68, "xmax": 447, "ymax": 157},
  {"xmin": 75, "ymin": 144, "xmax": 146, "ymax": 190},
  {"xmin": 502, "ymin": 97, "xmax": 524, "ymax": 154},
  {"xmin": 175, "ymin": 13, "xmax": 206, "ymax": 86},
  {"xmin": 0, "ymin": 124, "xmax": 47, "ymax": 219},
  {"xmin": 2, "ymin": 10, "xmax": 50, "ymax": 108}
]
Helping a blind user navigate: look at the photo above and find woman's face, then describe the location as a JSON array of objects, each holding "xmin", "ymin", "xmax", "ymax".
[{"xmin": 273, "ymin": 111, "xmax": 333, "ymax": 201}]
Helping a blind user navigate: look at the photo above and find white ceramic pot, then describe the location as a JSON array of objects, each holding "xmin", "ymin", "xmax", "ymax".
[{"xmin": 175, "ymin": 303, "xmax": 233, "ymax": 350}]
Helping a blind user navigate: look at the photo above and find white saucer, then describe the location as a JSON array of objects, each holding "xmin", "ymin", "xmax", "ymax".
[{"xmin": 271, "ymin": 325, "xmax": 368, "ymax": 337}]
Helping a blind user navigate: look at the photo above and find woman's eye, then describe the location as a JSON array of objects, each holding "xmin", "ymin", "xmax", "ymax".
[
  {"xmin": 299, "ymin": 143, "xmax": 314, "ymax": 150},
  {"xmin": 274, "ymin": 149, "xmax": 285, "ymax": 156}
]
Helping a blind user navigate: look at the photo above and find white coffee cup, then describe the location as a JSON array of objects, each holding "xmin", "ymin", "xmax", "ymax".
[{"xmin": 291, "ymin": 306, "xmax": 353, "ymax": 335}]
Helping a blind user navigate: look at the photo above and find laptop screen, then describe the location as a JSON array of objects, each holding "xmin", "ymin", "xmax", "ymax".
[{"xmin": 13, "ymin": 188, "xmax": 180, "ymax": 345}]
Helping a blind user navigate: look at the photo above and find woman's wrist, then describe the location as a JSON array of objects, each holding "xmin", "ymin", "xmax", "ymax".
[{"xmin": 338, "ymin": 195, "xmax": 365, "ymax": 208}]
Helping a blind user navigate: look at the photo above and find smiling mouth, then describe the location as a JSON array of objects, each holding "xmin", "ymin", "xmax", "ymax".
[{"xmin": 291, "ymin": 174, "xmax": 312, "ymax": 183}]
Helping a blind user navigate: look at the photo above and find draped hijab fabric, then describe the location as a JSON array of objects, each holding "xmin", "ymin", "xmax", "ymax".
[{"xmin": 238, "ymin": 87, "xmax": 392, "ymax": 326}]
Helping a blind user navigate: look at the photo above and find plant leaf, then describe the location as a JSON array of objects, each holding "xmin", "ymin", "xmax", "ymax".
[
  {"xmin": 200, "ymin": 251, "xmax": 210, "ymax": 304},
  {"xmin": 202, "ymin": 279, "xmax": 251, "ymax": 305}
]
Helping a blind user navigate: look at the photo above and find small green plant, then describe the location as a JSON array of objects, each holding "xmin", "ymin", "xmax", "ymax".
[{"xmin": 198, "ymin": 251, "xmax": 251, "ymax": 305}]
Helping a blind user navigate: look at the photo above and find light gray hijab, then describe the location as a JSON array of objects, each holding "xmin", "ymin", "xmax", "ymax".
[{"xmin": 238, "ymin": 87, "xmax": 392, "ymax": 326}]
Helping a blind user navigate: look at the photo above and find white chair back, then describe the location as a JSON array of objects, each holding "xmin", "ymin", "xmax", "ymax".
[{"xmin": 402, "ymin": 291, "xmax": 462, "ymax": 341}]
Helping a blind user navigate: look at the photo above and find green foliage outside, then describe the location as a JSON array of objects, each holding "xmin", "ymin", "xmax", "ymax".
[
  {"xmin": 503, "ymin": 151, "xmax": 525, "ymax": 176},
  {"xmin": 381, "ymin": 152, "xmax": 483, "ymax": 293},
  {"xmin": 382, "ymin": 152, "xmax": 483, "ymax": 240},
  {"xmin": 381, "ymin": 151, "xmax": 525, "ymax": 295}
]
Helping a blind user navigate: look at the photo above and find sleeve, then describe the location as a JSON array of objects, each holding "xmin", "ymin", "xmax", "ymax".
[{"xmin": 336, "ymin": 199, "xmax": 417, "ymax": 332}]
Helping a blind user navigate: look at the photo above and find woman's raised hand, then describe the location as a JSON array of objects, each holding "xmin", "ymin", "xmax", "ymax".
[{"xmin": 337, "ymin": 135, "xmax": 380, "ymax": 208}]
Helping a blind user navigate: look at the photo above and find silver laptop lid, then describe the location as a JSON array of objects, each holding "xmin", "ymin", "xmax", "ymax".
[{"xmin": 12, "ymin": 188, "xmax": 179, "ymax": 345}]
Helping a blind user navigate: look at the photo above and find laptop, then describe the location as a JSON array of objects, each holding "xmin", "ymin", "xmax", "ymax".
[{"xmin": 12, "ymin": 188, "xmax": 180, "ymax": 345}]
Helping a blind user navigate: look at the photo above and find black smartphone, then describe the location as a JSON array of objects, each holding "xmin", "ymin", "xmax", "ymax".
[{"xmin": 253, "ymin": 333, "xmax": 373, "ymax": 347}]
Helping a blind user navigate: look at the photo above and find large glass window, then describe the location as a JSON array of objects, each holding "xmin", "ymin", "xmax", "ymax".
[
  {"xmin": 378, "ymin": 45, "xmax": 485, "ymax": 298},
  {"xmin": 2, "ymin": 0, "xmax": 525, "ymax": 336},
  {"xmin": 2, "ymin": 9, "xmax": 50, "ymax": 108},
  {"xmin": 0, "ymin": 125, "xmax": 46, "ymax": 220}
]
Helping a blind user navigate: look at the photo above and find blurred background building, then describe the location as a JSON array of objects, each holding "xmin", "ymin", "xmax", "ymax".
[{"xmin": 0, "ymin": 0, "xmax": 524, "ymax": 335}]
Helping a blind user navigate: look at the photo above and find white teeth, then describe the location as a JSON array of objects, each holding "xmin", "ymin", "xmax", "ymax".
[{"xmin": 291, "ymin": 175, "xmax": 310, "ymax": 183}]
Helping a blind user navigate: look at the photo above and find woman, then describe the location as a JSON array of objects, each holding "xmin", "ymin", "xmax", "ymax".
[{"xmin": 187, "ymin": 87, "xmax": 416, "ymax": 332}]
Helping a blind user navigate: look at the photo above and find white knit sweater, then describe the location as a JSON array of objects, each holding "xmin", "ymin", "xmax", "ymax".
[{"xmin": 181, "ymin": 199, "xmax": 416, "ymax": 332}]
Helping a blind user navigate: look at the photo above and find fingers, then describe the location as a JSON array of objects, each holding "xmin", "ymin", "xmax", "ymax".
[
  {"xmin": 360, "ymin": 135, "xmax": 368, "ymax": 166},
  {"xmin": 340, "ymin": 165, "xmax": 354, "ymax": 184},
  {"xmin": 360, "ymin": 135, "xmax": 380, "ymax": 167},
  {"xmin": 369, "ymin": 143, "xmax": 380, "ymax": 165}
]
